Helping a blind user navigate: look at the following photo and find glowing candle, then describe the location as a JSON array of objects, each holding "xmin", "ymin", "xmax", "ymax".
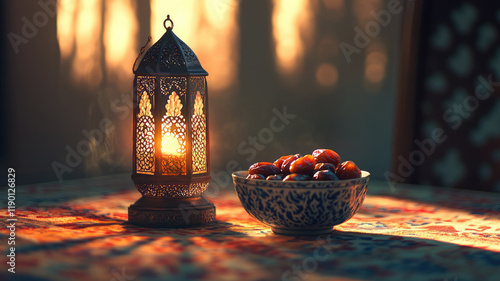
[{"xmin": 162, "ymin": 133, "xmax": 181, "ymax": 157}]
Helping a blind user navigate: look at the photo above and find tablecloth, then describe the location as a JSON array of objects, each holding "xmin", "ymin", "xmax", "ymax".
[{"xmin": 1, "ymin": 174, "xmax": 499, "ymax": 281}]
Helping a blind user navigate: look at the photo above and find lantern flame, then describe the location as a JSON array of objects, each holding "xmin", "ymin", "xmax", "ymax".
[{"xmin": 162, "ymin": 133, "xmax": 181, "ymax": 156}]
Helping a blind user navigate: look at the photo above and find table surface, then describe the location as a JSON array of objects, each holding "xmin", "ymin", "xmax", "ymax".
[{"xmin": 1, "ymin": 174, "xmax": 500, "ymax": 281}]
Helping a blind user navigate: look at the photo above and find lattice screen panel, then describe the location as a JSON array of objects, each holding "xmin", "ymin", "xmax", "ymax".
[
  {"xmin": 161, "ymin": 77, "xmax": 187, "ymax": 175},
  {"xmin": 190, "ymin": 77, "xmax": 207, "ymax": 174},
  {"xmin": 135, "ymin": 76, "xmax": 155, "ymax": 175}
]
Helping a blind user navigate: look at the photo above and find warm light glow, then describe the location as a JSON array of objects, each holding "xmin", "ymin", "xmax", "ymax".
[
  {"xmin": 272, "ymin": 0, "xmax": 314, "ymax": 78},
  {"xmin": 365, "ymin": 63, "xmax": 385, "ymax": 83},
  {"xmin": 166, "ymin": 92, "xmax": 183, "ymax": 117},
  {"xmin": 352, "ymin": 0, "xmax": 383, "ymax": 25},
  {"xmin": 353, "ymin": 195, "xmax": 500, "ymax": 252},
  {"xmin": 104, "ymin": 0, "xmax": 138, "ymax": 89},
  {"xmin": 57, "ymin": 0, "xmax": 137, "ymax": 174},
  {"xmin": 364, "ymin": 41, "xmax": 387, "ymax": 85},
  {"xmin": 72, "ymin": 0, "xmax": 102, "ymax": 88},
  {"xmin": 150, "ymin": 0, "xmax": 195, "ymax": 42},
  {"xmin": 162, "ymin": 134, "xmax": 181, "ymax": 156},
  {"xmin": 194, "ymin": 92, "xmax": 204, "ymax": 116},
  {"xmin": 316, "ymin": 63, "xmax": 338, "ymax": 87},
  {"xmin": 58, "ymin": 0, "xmax": 137, "ymax": 90},
  {"xmin": 138, "ymin": 92, "xmax": 152, "ymax": 117},
  {"xmin": 57, "ymin": 0, "xmax": 76, "ymax": 59},
  {"xmin": 150, "ymin": 0, "xmax": 239, "ymax": 92},
  {"xmin": 366, "ymin": 51, "xmax": 388, "ymax": 66}
]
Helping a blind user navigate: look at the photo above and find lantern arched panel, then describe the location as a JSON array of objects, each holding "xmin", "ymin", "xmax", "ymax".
[{"xmin": 129, "ymin": 15, "xmax": 215, "ymax": 227}]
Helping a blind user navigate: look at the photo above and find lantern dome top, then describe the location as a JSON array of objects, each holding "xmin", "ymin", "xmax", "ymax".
[{"xmin": 134, "ymin": 17, "xmax": 208, "ymax": 76}]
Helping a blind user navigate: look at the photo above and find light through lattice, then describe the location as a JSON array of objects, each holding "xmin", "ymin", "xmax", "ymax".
[
  {"xmin": 161, "ymin": 91, "xmax": 187, "ymax": 175},
  {"xmin": 192, "ymin": 89, "xmax": 207, "ymax": 174},
  {"xmin": 136, "ymin": 78, "xmax": 155, "ymax": 175},
  {"xmin": 129, "ymin": 15, "xmax": 215, "ymax": 227}
]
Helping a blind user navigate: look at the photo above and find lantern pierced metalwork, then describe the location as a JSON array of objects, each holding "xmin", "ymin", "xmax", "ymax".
[{"xmin": 128, "ymin": 15, "xmax": 215, "ymax": 227}]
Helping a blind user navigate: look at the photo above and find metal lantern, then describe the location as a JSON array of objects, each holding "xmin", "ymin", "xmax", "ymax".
[{"xmin": 129, "ymin": 15, "xmax": 215, "ymax": 227}]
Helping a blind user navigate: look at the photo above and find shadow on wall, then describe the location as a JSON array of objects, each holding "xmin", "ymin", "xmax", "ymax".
[{"xmin": 2, "ymin": 0, "xmax": 401, "ymax": 185}]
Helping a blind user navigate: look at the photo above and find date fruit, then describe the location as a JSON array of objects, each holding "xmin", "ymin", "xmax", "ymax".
[
  {"xmin": 313, "ymin": 170, "xmax": 339, "ymax": 181},
  {"xmin": 246, "ymin": 148, "xmax": 363, "ymax": 182},
  {"xmin": 266, "ymin": 174, "xmax": 285, "ymax": 181},
  {"xmin": 283, "ymin": 173, "xmax": 312, "ymax": 181},
  {"xmin": 273, "ymin": 155, "xmax": 292, "ymax": 172},
  {"xmin": 289, "ymin": 155, "xmax": 315, "ymax": 175},
  {"xmin": 312, "ymin": 149, "xmax": 341, "ymax": 169},
  {"xmin": 248, "ymin": 162, "xmax": 280, "ymax": 177},
  {"xmin": 281, "ymin": 154, "xmax": 302, "ymax": 175},
  {"xmin": 247, "ymin": 174, "xmax": 266, "ymax": 180},
  {"xmin": 313, "ymin": 163, "xmax": 336, "ymax": 174},
  {"xmin": 336, "ymin": 161, "xmax": 361, "ymax": 180}
]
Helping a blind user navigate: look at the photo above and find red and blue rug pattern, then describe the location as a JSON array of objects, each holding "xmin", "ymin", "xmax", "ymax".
[{"xmin": 1, "ymin": 174, "xmax": 499, "ymax": 281}]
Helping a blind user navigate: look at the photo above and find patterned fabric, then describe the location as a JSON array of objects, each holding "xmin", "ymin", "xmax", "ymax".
[
  {"xmin": 414, "ymin": 0, "xmax": 500, "ymax": 191},
  {"xmin": 1, "ymin": 174, "xmax": 499, "ymax": 281}
]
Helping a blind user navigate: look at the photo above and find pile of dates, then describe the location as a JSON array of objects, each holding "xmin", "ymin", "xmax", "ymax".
[{"xmin": 247, "ymin": 149, "xmax": 362, "ymax": 181}]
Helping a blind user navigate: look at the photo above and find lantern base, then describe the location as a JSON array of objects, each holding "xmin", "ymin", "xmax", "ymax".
[{"xmin": 128, "ymin": 195, "xmax": 215, "ymax": 228}]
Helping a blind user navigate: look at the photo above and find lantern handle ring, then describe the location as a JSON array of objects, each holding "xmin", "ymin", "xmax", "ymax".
[
  {"xmin": 133, "ymin": 36, "xmax": 152, "ymax": 72},
  {"xmin": 164, "ymin": 15, "xmax": 174, "ymax": 30}
]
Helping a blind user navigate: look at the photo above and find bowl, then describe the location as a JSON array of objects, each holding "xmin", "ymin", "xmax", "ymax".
[{"xmin": 232, "ymin": 170, "xmax": 370, "ymax": 235}]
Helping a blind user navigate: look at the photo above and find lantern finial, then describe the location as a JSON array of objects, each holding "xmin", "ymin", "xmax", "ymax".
[{"xmin": 163, "ymin": 15, "xmax": 174, "ymax": 30}]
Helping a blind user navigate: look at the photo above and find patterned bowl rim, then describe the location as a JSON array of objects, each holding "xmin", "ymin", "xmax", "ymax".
[{"xmin": 232, "ymin": 170, "xmax": 370, "ymax": 190}]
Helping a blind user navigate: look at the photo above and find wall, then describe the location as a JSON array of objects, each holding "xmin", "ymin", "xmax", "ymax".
[{"xmin": 1, "ymin": 0, "xmax": 402, "ymax": 185}]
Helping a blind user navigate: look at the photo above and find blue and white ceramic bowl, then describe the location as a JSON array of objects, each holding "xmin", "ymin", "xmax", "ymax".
[{"xmin": 232, "ymin": 170, "xmax": 370, "ymax": 235}]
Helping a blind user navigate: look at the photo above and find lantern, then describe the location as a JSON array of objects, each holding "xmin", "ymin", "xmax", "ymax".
[{"xmin": 128, "ymin": 15, "xmax": 215, "ymax": 227}]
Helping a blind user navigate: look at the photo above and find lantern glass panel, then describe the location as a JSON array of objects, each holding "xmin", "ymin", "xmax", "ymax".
[
  {"xmin": 160, "ymin": 77, "xmax": 187, "ymax": 175},
  {"xmin": 136, "ymin": 76, "xmax": 156, "ymax": 175},
  {"xmin": 189, "ymin": 77, "xmax": 207, "ymax": 174}
]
